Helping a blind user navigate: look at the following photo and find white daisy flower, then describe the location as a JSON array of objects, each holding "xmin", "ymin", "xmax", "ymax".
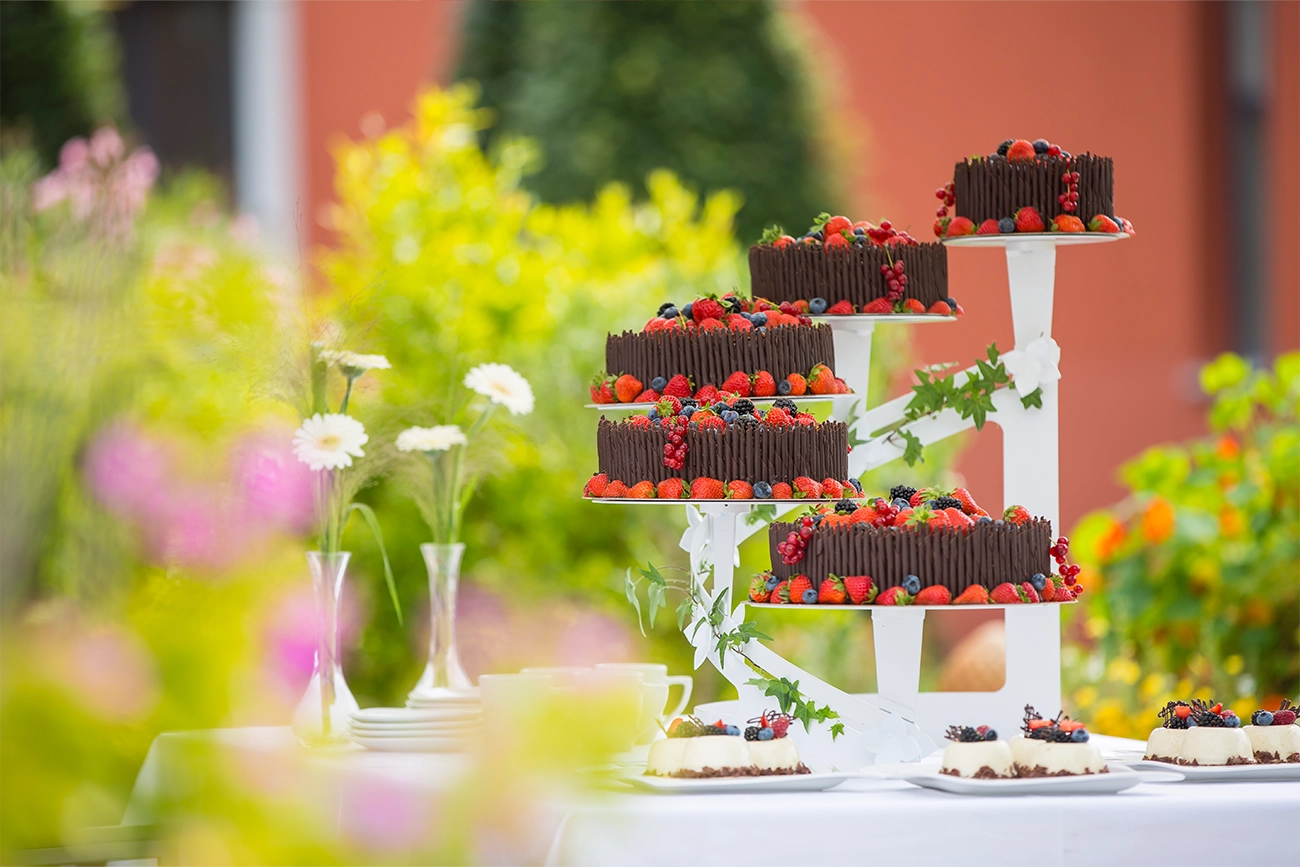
[
  {"xmin": 292, "ymin": 413, "xmax": 369, "ymax": 471},
  {"xmin": 463, "ymin": 363, "xmax": 534, "ymax": 416},
  {"xmin": 1001, "ymin": 336, "xmax": 1062, "ymax": 395},
  {"xmin": 319, "ymin": 350, "xmax": 392, "ymax": 375},
  {"xmin": 396, "ymin": 425, "xmax": 467, "ymax": 453}
]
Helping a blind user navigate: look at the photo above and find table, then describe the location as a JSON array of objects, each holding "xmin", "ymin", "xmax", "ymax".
[{"xmin": 125, "ymin": 728, "xmax": 1299, "ymax": 866}]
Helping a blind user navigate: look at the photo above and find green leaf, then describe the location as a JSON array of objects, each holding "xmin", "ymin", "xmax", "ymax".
[
  {"xmin": 676, "ymin": 595, "xmax": 693, "ymax": 631},
  {"xmin": 625, "ymin": 568, "xmax": 646, "ymax": 636},
  {"xmin": 901, "ymin": 429, "xmax": 924, "ymax": 466},
  {"xmin": 758, "ymin": 224, "xmax": 787, "ymax": 244},
  {"xmin": 1020, "ymin": 387, "xmax": 1043, "ymax": 410},
  {"xmin": 830, "ymin": 721, "xmax": 845, "ymax": 740},
  {"xmin": 1199, "ymin": 353, "xmax": 1251, "ymax": 395},
  {"xmin": 986, "ymin": 342, "xmax": 1001, "ymax": 364},
  {"xmin": 639, "ymin": 562, "xmax": 667, "ymax": 587},
  {"xmin": 745, "ymin": 504, "xmax": 778, "ymax": 526},
  {"xmin": 647, "ymin": 582, "xmax": 665, "ymax": 629},
  {"xmin": 348, "ymin": 502, "xmax": 403, "ymax": 625}
]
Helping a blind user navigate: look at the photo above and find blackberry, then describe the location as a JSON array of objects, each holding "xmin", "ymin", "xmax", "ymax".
[
  {"xmin": 744, "ymin": 726, "xmax": 761, "ymax": 741},
  {"xmin": 1034, "ymin": 727, "xmax": 1075, "ymax": 743},
  {"xmin": 657, "ymin": 301, "xmax": 677, "ymax": 316},
  {"xmin": 996, "ymin": 139, "xmax": 1014, "ymax": 156},
  {"xmin": 731, "ymin": 399, "xmax": 756, "ymax": 416},
  {"xmin": 1158, "ymin": 701, "xmax": 1191, "ymax": 729},
  {"xmin": 1189, "ymin": 701, "xmax": 1227, "ymax": 728},
  {"xmin": 721, "ymin": 295, "xmax": 743, "ymax": 314},
  {"xmin": 735, "ymin": 415, "xmax": 759, "ymax": 429},
  {"xmin": 889, "ymin": 485, "xmax": 917, "ymax": 502},
  {"xmin": 930, "ymin": 496, "xmax": 963, "ymax": 511},
  {"xmin": 834, "ymin": 499, "xmax": 857, "ymax": 515},
  {"xmin": 944, "ymin": 725, "xmax": 983, "ymax": 743},
  {"xmin": 772, "ymin": 398, "xmax": 798, "ymax": 413},
  {"xmin": 701, "ymin": 725, "xmax": 728, "ymax": 736}
]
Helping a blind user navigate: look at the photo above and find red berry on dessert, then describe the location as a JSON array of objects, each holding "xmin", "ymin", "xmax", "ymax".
[
  {"xmin": 825, "ymin": 300, "xmax": 854, "ymax": 315},
  {"xmin": 946, "ymin": 216, "xmax": 977, "ymax": 236},
  {"xmin": 818, "ymin": 576, "xmax": 847, "ymax": 604},
  {"xmin": 1020, "ymin": 582, "xmax": 1041, "ymax": 603},
  {"xmin": 1088, "ymin": 215, "xmax": 1120, "ymax": 233},
  {"xmin": 751, "ymin": 370, "xmax": 777, "ymax": 397},
  {"xmin": 634, "ymin": 388, "xmax": 659, "ymax": 402},
  {"xmin": 825, "ymin": 232, "xmax": 850, "ymax": 250},
  {"xmin": 1015, "ymin": 207, "xmax": 1046, "ymax": 233},
  {"xmin": 690, "ymin": 477, "xmax": 726, "ymax": 499},
  {"xmin": 843, "ymin": 574, "xmax": 876, "ymax": 604},
  {"xmin": 603, "ymin": 480, "xmax": 629, "ymax": 498},
  {"xmin": 1006, "ymin": 139, "xmax": 1037, "ymax": 162},
  {"xmin": 990, "ymin": 583, "xmax": 1022, "ymax": 604},
  {"xmin": 1003, "ymin": 504, "xmax": 1032, "ymax": 525},
  {"xmin": 914, "ymin": 585, "xmax": 952, "ymax": 605},
  {"xmin": 1050, "ymin": 214, "xmax": 1086, "ymax": 233},
  {"xmin": 976, "ymin": 219, "xmax": 1001, "ymax": 235},
  {"xmin": 727, "ymin": 480, "xmax": 754, "ymax": 500},
  {"xmin": 721, "ymin": 371, "xmax": 751, "ymax": 397},
  {"xmin": 823, "ymin": 215, "xmax": 852, "ymax": 236},
  {"xmin": 786, "ymin": 575, "xmax": 813, "ymax": 605},
  {"xmin": 902, "ymin": 298, "xmax": 927, "ymax": 314},
  {"xmin": 770, "ymin": 482, "xmax": 793, "ymax": 500},
  {"xmin": 953, "ymin": 584, "xmax": 990, "ymax": 604},
  {"xmin": 614, "ymin": 374, "xmax": 643, "ymax": 403},
  {"xmin": 876, "ymin": 586, "xmax": 912, "ymax": 606},
  {"xmin": 627, "ymin": 481, "xmax": 656, "ymax": 499},
  {"xmin": 749, "ymin": 574, "xmax": 772, "ymax": 603},
  {"xmin": 692, "ymin": 297, "xmax": 725, "ymax": 323},
  {"xmin": 764, "ymin": 406, "xmax": 794, "ymax": 427},
  {"xmin": 792, "ymin": 476, "xmax": 823, "ymax": 499},
  {"xmin": 657, "ymin": 478, "xmax": 687, "ymax": 500},
  {"xmin": 928, "ymin": 300, "xmax": 952, "ymax": 315},
  {"xmin": 584, "ymin": 473, "xmax": 610, "ymax": 497},
  {"xmin": 862, "ymin": 297, "xmax": 894, "ymax": 314},
  {"xmin": 808, "ymin": 364, "xmax": 836, "ymax": 395}
]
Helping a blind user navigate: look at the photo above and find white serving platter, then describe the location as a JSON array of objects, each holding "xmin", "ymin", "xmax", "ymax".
[
  {"xmin": 621, "ymin": 770, "xmax": 853, "ymax": 795},
  {"xmin": 808, "ymin": 313, "xmax": 958, "ymax": 329},
  {"xmin": 1126, "ymin": 759, "xmax": 1300, "ymax": 783},
  {"xmin": 942, "ymin": 232, "xmax": 1129, "ymax": 249},
  {"xmin": 882, "ymin": 762, "xmax": 1171, "ymax": 795}
]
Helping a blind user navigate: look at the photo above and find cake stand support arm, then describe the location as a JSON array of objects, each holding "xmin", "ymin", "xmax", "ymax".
[
  {"xmin": 870, "ymin": 607, "xmax": 925, "ymax": 713},
  {"xmin": 1006, "ymin": 240, "xmax": 1056, "ymax": 348},
  {"xmin": 830, "ymin": 322, "xmax": 874, "ymax": 424}
]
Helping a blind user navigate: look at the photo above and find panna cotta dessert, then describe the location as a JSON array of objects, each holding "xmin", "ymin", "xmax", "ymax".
[
  {"xmin": 1145, "ymin": 700, "xmax": 1192, "ymax": 762},
  {"xmin": 1244, "ymin": 700, "xmax": 1300, "ymax": 764},
  {"xmin": 645, "ymin": 713, "xmax": 810, "ymax": 778},
  {"xmin": 1144, "ymin": 699, "xmax": 1254, "ymax": 766},
  {"xmin": 1011, "ymin": 706, "xmax": 1107, "ymax": 776},
  {"xmin": 940, "ymin": 724, "xmax": 1013, "ymax": 779}
]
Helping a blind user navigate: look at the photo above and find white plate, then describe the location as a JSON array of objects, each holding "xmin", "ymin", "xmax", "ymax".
[
  {"xmin": 407, "ymin": 687, "xmax": 479, "ymax": 701},
  {"xmin": 1127, "ymin": 759, "xmax": 1300, "ymax": 782},
  {"xmin": 809, "ymin": 314, "xmax": 957, "ymax": 329},
  {"xmin": 351, "ymin": 734, "xmax": 475, "ymax": 753},
  {"xmin": 621, "ymin": 771, "xmax": 852, "ymax": 794},
  {"xmin": 942, "ymin": 232, "xmax": 1128, "ymax": 248},
  {"xmin": 350, "ymin": 721, "xmax": 479, "ymax": 734},
  {"xmin": 890, "ymin": 763, "xmax": 1168, "ymax": 795},
  {"xmin": 352, "ymin": 707, "xmax": 479, "ymax": 724}
]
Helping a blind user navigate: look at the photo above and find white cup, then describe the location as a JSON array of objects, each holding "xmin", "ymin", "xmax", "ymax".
[
  {"xmin": 520, "ymin": 666, "xmax": 591, "ymax": 687},
  {"xmin": 594, "ymin": 663, "xmax": 693, "ymax": 742}
]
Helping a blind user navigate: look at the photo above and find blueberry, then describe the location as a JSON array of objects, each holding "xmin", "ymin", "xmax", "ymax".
[
  {"xmin": 657, "ymin": 302, "xmax": 676, "ymax": 315},
  {"xmin": 812, "ymin": 513, "xmax": 824, "ymax": 526},
  {"xmin": 647, "ymin": 408, "xmax": 659, "ymax": 420},
  {"xmin": 1224, "ymin": 713, "xmax": 1241, "ymax": 728},
  {"xmin": 977, "ymin": 516, "xmax": 993, "ymax": 524},
  {"xmin": 1071, "ymin": 728, "xmax": 1090, "ymax": 743},
  {"xmin": 946, "ymin": 297, "xmax": 958, "ymax": 308},
  {"xmin": 998, "ymin": 217, "xmax": 1016, "ymax": 234},
  {"xmin": 984, "ymin": 729, "xmax": 998, "ymax": 741},
  {"xmin": 848, "ymin": 478, "xmax": 863, "ymax": 493},
  {"xmin": 650, "ymin": 376, "xmax": 668, "ymax": 392},
  {"xmin": 750, "ymin": 312, "xmax": 767, "ymax": 327},
  {"xmin": 755, "ymin": 326, "xmax": 767, "ymax": 334},
  {"xmin": 777, "ymin": 379, "xmax": 792, "ymax": 396},
  {"xmin": 1059, "ymin": 149, "xmax": 1071, "ymax": 160},
  {"xmin": 1032, "ymin": 138, "xmax": 1050, "ymax": 154},
  {"xmin": 765, "ymin": 572, "xmax": 780, "ymax": 591},
  {"xmin": 809, "ymin": 297, "xmax": 828, "ymax": 315},
  {"xmin": 802, "ymin": 588, "xmax": 818, "ymax": 604},
  {"xmin": 853, "ymin": 226, "xmax": 866, "ymax": 235},
  {"xmin": 754, "ymin": 481, "xmax": 773, "ymax": 499},
  {"xmin": 681, "ymin": 302, "xmax": 694, "ymax": 320},
  {"xmin": 712, "ymin": 401, "xmax": 729, "ymax": 414},
  {"xmin": 1030, "ymin": 572, "xmax": 1047, "ymax": 592},
  {"xmin": 757, "ymin": 727, "xmax": 774, "ymax": 741},
  {"xmin": 678, "ymin": 410, "xmax": 691, "ymax": 419},
  {"xmin": 892, "ymin": 498, "xmax": 910, "ymax": 511},
  {"xmin": 902, "ymin": 575, "xmax": 921, "ymax": 595},
  {"xmin": 996, "ymin": 139, "xmax": 1014, "ymax": 156},
  {"xmin": 661, "ymin": 306, "xmax": 678, "ymax": 320},
  {"xmin": 722, "ymin": 410, "xmax": 739, "ymax": 424},
  {"xmin": 994, "ymin": 519, "xmax": 1005, "ymax": 526},
  {"xmin": 1186, "ymin": 716, "xmax": 1198, "ymax": 728},
  {"xmin": 1253, "ymin": 710, "xmax": 1274, "ymax": 726},
  {"xmin": 725, "ymin": 724, "xmax": 740, "ymax": 736},
  {"xmin": 812, "ymin": 230, "xmax": 823, "ymax": 241}
]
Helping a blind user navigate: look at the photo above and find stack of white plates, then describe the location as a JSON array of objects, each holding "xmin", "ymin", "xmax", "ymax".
[
  {"xmin": 349, "ymin": 705, "xmax": 480, "ymax": 752},
  {"xmin": 406, "ymin": 686, "xmax": 480, "ymax": 710}
]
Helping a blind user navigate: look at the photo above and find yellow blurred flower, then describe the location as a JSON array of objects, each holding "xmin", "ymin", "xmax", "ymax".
[
  {"xmin": 1073, "ymin": 686, "xmax": 1098, "ymax": 709},
  {"xmin": 1141, "ymin": 497, "xmax": 1175, "ymax": 544},
  {"xmin": 1224, "ymin": 655, "xmax": 1244, "ymax": 676},
  {"xmin": 1106, "ymin": 657, "xmax": 1142, "ymax": 686},
  {"xmin": 1091, "ymin": 700, "xmax": 1134, "ymax": 737},
  {"xmin": 1139, "ymin": 673, "xmax": 1168, "ymax": 701}
]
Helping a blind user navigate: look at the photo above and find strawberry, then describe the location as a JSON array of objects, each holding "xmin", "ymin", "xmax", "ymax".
[
  {"xmin": 603, "ymin": 480, "xmax": 629, "ymax": 498},
  {"xmin": 770, "ymin": 482, "xmax": 793, "ymax": 500},
  {"xmin": 944, "ymin": 507, "xmax": 972, "ymax": 527},
  {"xmin": 933, "ymin": 216, "xmax": 951, "ymax": 237},
  {"xmin": 786, "ymin": 575, "xmax": 813, "ymax": 605},
  {"xmin": 976, "ymin": 218, "xmax": 1001, "ymax": 235},
  {"xmin": 627, "ymin": 481, "xmax": 657, "ymax": 499},
  {"xmin": 694, "ymin": 384, "xmax": 718, "ymax": 404},
  {"xmin": 914, "ymin": 585, "xmax": 952, "ymax": 605},
  {"xmin": 628, "ymin": 415, "xmax": 653, "ymax": 429},
  {"xmin": 749, "ymin": 574, "xmax": 772, "ymax": 603},
  {"xmin": 590, "ymin": 375, "xmax": 616, "ymax": 404},
  {"xmin": 793, "ymin": 300, "xmax": 810, "ymax": 313},
  {"xmin": 1050, "ymin": 214, "xmax": 1085, "ymax": 233},
  {"xmin": 925, "ymin": 508, "xmax": 950, "ymax": 528},
  {"xmin": 655, "ymin": 396, "xmax": 682, "ymax": 418},
  {"xmin": 794, "ymin": 412, "xmax": 816, "ymax": 426},
  {"xmin": 902, "ymin": 298, "xmax": 926, "ymax": 314},
  {"xmin": 663, "ymin": 374, "xmax": 693, "ymax": 399},
  {"xmin": 893, "ymin": 508, "xmax": 913, "ymax": 526},
  {"xmin": 909, "ymin": 488, "xmax": 933, "ymax": 508},
  {"xmin": 927, "ymin": 300, "xmax": 952, "ymax": 315},
  {"xmin": 690, "ymin": 477, "xmax": 726, "ymax": 499},
  {"xmin": 821, "ymin": 478, "xmax": 843, "ymax": 499},
  {"xmin": 721, "ymin": 371, "xmax": 751, "ymax": 397},
  {"xmin": 1015, "ymin": 206, "xmax": 1046, "ymax": 233},
  {"xmin": 726, "ymin": 313, "xmax": 753, "ymax": 332},
  {"xmin": 850, "ymin": 507, "xmax": 877, "ymax": 524},
  {"xmin": 1006, "ymin": 139, "xmax": 1036, "ymax": 162},
  {"xmin": 818, "ymin": 575, "xmax": 847, "ymax": 604},
  {"xmin": 862, "ymin": 297, "xmax": 894, "ymax": 314},
  {"xmin": 752, "ymin": 371, "xmax": 777, "ymax": 397},
  {"xmin": 691, "ymin": 412, "xmax": 726, "ymax": 431},
  {"xmin": 946, "ymin": 216, "xmax": 976, "ymax": 236},
  {"xmin": 990, "ymin": 582, "xmax": 1022, "ymax": 604},
  {"xmin": 772, "ymin": 235, "xmax": 795, "ymax": 248},
  {"xmin": 692, "ymin": 297, "xmax": 725, "ymax": 323},
  {"xmin": 764, "ymin": 406, "xmax": 794, "ymax": 427},
  {"xmin": 1040, "ymin": 576, "xmax": 1056, "ymax": 601},
  {"xmin": 1119, "ymin": 217, "xmax": 1135, "ymax": 236},
  {"xmin": 953, "ymin": 584, "xmax": 990, "ymax": 605},
  {"xmin": 769, "ymin": 579, "xmax": 790, "ymax": 604},
  {"xmin": 824, "ymin": 232, "xmax": 850, "ymax": 250},
  {"xmin": 584, "ymin": 473, "xmax": 610, "ymax": 497},
  {"xmin": 823, "ymin": 215, "xmax": 852, "ymax": 236},
  {"xmin": 634, "ymin": 388, "xmax": 660, "ymax": 403},
  {"xmin": 876, "ymin": 586, "xmax": 913, "ymax": 606},
  {"xmin": 952, "ymin": 487, "xmax": 980, "ymax": 515},
  {"xmin": 1003, "ymin": 504, "xmax": 1031, "ymax": 525},
  {"xmin": 808, "ymin": 364, "xmax": 836, "ymax": 395},
  {"xmin": 614, "ymin": 374, "xmax": 643, "ymax": 403},
  {"xmin": 793, "ymin": 477, "xmax": 822, "ymax": 499},
  {"xmin": 833, "ymin": 378, "xmax": 850, "ymax": 394},
  {"xmin": 657, "ymin": 478, "xmax": 687, "ymax": 500},
  {"xmin": 698, "ymin": 318, "xmax": 726, "ymax": 332},
  {"xmin": 1088, "ymin": 215, "xmax": 1120, "ymax": 233},
  {"xmin": 843, "ymin": 575, "xmax": 876, "ymax": 604},
  {"xmin": 1020, "ymin": 582, "xmax": 1041, "ymax": 603},
  {"xmin": 785, "ymin": 373, "xmax": 807, "ymax": 396},
  {"xmin": 726, "ymin": 480, "xmax": 754, "ymax": 500},
  {"xmin": 825, "ymin": 300, "xmax": 854, "ymax": 315}
]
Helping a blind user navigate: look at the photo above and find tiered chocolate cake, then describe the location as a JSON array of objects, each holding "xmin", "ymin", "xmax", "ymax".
[
  {"xmin": 953, "ymin": 154, "xmax": 1114, "ymax": 226},
  {"xmin": 748, "ymin": 242, "xmax": 949, "ymax": 312}
]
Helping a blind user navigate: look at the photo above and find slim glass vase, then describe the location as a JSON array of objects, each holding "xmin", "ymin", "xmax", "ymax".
[
  {"xmin": 292, "ymin": 551, "xmax": 358, "ymax": 746},
  {"xmin": 410, "ymin": 542, "xmax": 472, "ymax": 697}
]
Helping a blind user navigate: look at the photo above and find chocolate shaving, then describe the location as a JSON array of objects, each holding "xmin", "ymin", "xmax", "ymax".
[
  {"xmin": 605, "ymin": 324, "xmax": 835, "ymax": 390},
  {"xmin": 748, "ymin": 241, "xmax": 948, "ymax": 308},
  {"xmin": 953, "ymin": 153, "xmax": 1115, "ymax": 224}
]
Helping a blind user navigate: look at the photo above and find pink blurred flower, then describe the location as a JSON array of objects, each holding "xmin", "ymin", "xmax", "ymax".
[
  {"xmin": 265, "ymin": 587, "xmax": 321, "ymax": 689},
  {"xmin": 59, "ymin": 136, "xmax": 90, "ymax": 172},
  {"xmin": 28, "ymin": 607, "xmax": 160, "ymax": 722},
  {"xmin": 231, "ymin": 433, "xmax": 315, "ymax": 533},
  {"xmin": 31, "ymin": 126, "xmax": 157, "ymax": 236},
  {"xmin": 89, "ymin": 126, "xmax": 124, "ymax": 167},
  {"xmin": 339, "ymin": 776, "xmax": 435, "ymax": 852},
  {"xmin": 83, "ymin": 423, "xmax": 173, "ymax": 520},
  {"xmin": 557, "ymin": 611, "xmax": 635, "ymax": 666}
]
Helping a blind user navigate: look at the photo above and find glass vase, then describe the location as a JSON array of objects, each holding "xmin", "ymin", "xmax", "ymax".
[
  {"xmin": 292, "ymin": 551, "xmax": 358, "ymax": 746},
  {"xmin": 410, "ymin": 542, "xmax": 472, "ymax": 697}
]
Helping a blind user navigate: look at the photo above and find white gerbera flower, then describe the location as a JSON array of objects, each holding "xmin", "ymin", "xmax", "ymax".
[
  {"xmin": 319, "ymin": 350, "xmax": 392, "ymax": 375},
  {"xmin": 1001, "ymin": 336, "xmax": 1062, "ymax": 395},
  {"xmin": 292, "ymin": 413, "xmax": 369, "ymax": 471},
  {"xmin": 463, "ymin": 363, "xmax": 534, "ymax": 416},
  {"xmin": 396, "ymin": 425, "xmax": 467, "ymax": 453}
]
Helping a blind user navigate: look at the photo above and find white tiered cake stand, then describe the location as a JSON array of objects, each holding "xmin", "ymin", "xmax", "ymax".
[{"xmin": 590, "ymin": 233, "xmax": 1126, "ymax": 770}]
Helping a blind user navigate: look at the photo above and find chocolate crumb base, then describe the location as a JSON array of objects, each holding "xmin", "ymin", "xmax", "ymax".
[
  {"xmin": 1013, "ymin": 763, "xmax": 1109, "ymax": 777},
  {"xmin": 647, "ymin": 763, "xmax": 812, "ymax": 779},
  {"xmin": 1253, "ymin": 751, "xmax": 1293, "ymax": 764},
  {"xmin": 1143, "ymin": 754, "xmax": 1180, "ymax": 764},
  {"xmin": 1178, "ymin": 755, "xmax": 1256, "ymax": 766},
  {"xmin": 940, "ymin": 765, "xmax": 1007, "ymax": 779}
]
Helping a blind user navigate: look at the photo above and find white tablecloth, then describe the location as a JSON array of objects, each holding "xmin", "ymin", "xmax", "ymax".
[{"xmin": 125, "ymin": 728, "xmax": 1299, "ymax": 867}]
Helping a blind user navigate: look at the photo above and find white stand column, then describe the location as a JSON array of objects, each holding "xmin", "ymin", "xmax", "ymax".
[
  {"xmin": 871, "ymin": 608, "xmax": 925, "ymax": 711},
  {"xmin": 829, "ymin": 321, "xmax": 873, "ymax": 422}
]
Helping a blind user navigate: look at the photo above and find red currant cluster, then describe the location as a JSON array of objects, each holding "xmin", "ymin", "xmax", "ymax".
[
  {"xmin": 776, "ymin": 301, "xmax": 813, "ymax": 326},
  {"xmin": 661, "ymin": 416, "xmax": 689, "ymax": 470},
  {"xmin": 777, "ymin": 515, "xmax": 814, "ymax": 565},
  {"xmin": 934, "ymin": 183, "xmax": 956, "ymax": 219},
  {"xmin": 1050, "ymin": 535, "xmax": 1083, "ymax": 595},
  {"xmin": 869, "ymin": 497, "xmax": 902, "ymax": 527},
  {"xmin": 878, "ymin": 260, "xmax": 907, "ymax": 302},
  {"xmin": 1058, "ymin": 167, "xmax": 1081, "ymax": 213}
]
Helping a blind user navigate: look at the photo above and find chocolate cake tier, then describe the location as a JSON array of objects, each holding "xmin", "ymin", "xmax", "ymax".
[
  {"xmin": 596, "ymin": 417, "xmax": 847, "ymax": 486},
  {"xmin": 605, "ymin": 324, "xmax": 835, "ymax": 388},
  {"xmin": 769, "ymin": 518, "xmax": 1053, "ymax": 594},
  {"xmin": 953, "ymin": 154, "xmax": 1114, "ymax": 224},
  {"xmin": 748, "ymin": 242, "xmax": 948, "ymax": 308}
]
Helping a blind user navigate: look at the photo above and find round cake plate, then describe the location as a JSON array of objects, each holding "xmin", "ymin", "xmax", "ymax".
[
  {"xmin": 584, "ymin": 394, "xmax": 839, "ymax": 411},
  {"xmin": 745, "ymin": 599, "xmax": 1077, "ymax": 610},
  {"xmin": 1126, "ymin": 759, "xmax": 1300, "ymax": 783},
  {"xmin": 809, "ymin": 314, "xmax": 957, "ymax": 329},
  {"xmin": 875, "ymin": 762, "xmax": 1170, "ymax": 796},
  {"xmin": 621, "ymin": 770, "xmax": 855, "ymax": 794},
  {"xmin": 942, "ymin": 232, "xmax": 1129, "ymax": 249}
]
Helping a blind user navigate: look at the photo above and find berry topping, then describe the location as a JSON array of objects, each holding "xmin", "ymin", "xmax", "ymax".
[
  {"xmin": 1252, "ymin": 710, "xmax": 1275, "ymax": 727},
  {"xmin": 901, "ymin": 574, "xmax": 922, "ymax": 595},
  {"xmin": 945, "ymin": 725, "xmax": 995, "ymax": 743}
]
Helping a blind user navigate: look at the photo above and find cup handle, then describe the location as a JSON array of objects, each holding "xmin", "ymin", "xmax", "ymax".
[{"xmin": 663, "ymin": 675, "xmax": 693, "ymax": 720}]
